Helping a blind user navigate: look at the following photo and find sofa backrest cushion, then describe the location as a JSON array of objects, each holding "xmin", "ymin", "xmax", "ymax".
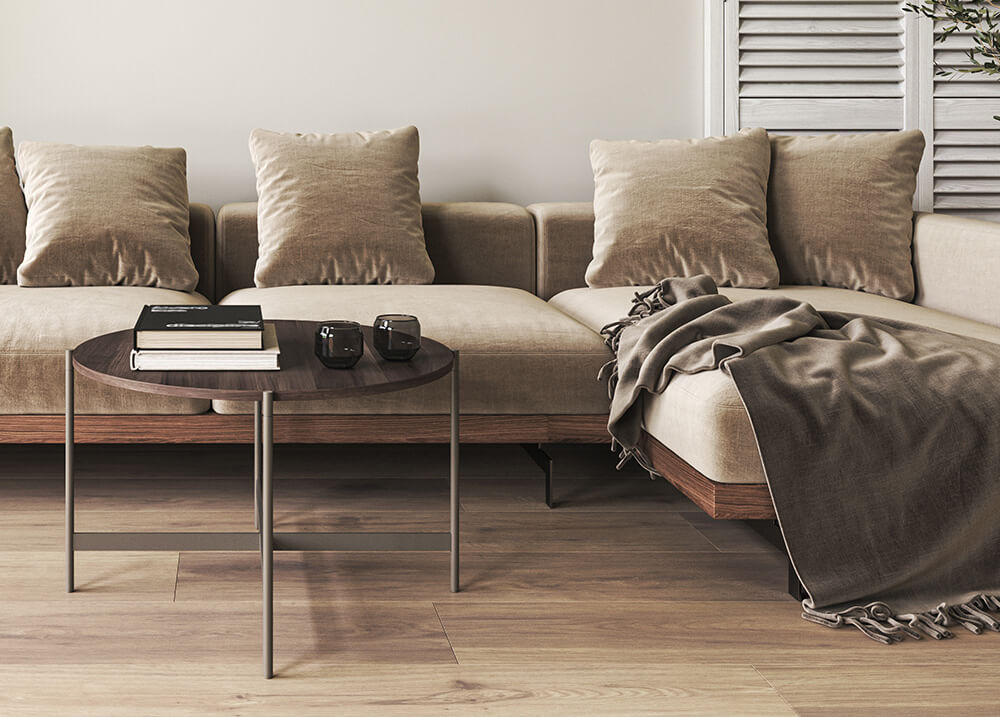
[
  {"xmin": 0, "ymin": 127, "xmax": 27, "ymax": 285},
  {"xmin": 15, "ymin": 141, "xmax": 200, "ymax": 291},
  {"xmin": 529, "ymin": 202, "xmax": 596, "ymax": 300},
  {"xmin": 216, "ymin": 202, "xmax": 535, "ymax": 299},
  {"xmin": 188, "ymin": 203, "xmax": 215, "ymax": 300}
]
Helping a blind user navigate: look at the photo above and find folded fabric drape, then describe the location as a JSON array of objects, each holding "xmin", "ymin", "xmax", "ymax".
[{"xmin": 602, "ymin": 275, "xmax": 1000, "ymax": 642}]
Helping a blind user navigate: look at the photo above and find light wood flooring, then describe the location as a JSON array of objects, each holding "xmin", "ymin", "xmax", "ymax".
[{"xmin": 0, "ymin": 443, "xmax": 997, "ymax": 716}]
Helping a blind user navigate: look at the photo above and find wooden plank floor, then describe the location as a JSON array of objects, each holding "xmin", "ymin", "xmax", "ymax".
[{"xmin": 0, "ymin": 443, "xmax": 997, "ymax": 716}]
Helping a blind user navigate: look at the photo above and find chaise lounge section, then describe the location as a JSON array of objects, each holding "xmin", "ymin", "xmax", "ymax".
[{"xmin": 530, "ymin": 202, "xmax": 1000, "ymax": 518}]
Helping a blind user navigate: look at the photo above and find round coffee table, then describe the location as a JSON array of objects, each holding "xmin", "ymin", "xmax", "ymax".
[{"xmin": 65, "ymin": 319, "xmax": 459, "ymax": 678}]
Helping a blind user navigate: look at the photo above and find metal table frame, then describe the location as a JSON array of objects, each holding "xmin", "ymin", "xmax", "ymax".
[{"xmin": 64, "ymin": 349, "xmax": 460, "ymax": 678}]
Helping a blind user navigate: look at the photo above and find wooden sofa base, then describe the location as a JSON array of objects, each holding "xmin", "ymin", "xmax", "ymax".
[
  {"xmin": 0, "ymin": 414, "xmax": 777, "ymax": 520},
  {"xmin": 640, "ymin": 430, "xmax": 776, "ymax": 520},
  {"xmin": 0, "ymin": 413, "xmax": 613, "ymax": 445}
]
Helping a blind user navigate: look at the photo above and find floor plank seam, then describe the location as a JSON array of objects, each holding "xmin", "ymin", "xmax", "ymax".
[
  {"xmin": 172, "ymin": 552, "xmax": 180, "ymax": 602},
  {"xmin": 432, "ymin": 601, "xmax": 459, "ymax": 665},
  {"xmin": 751, "ymin": 664, "xmax": 800, "ymax": 716}
]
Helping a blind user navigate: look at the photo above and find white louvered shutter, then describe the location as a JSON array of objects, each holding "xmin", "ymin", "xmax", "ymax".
[
  {"xmin": 721, "ymin": 0, "xmax": 916, "ymax": 135},
  {"xmin": 708, "ymin": 0, "xmax": 1000, "ymax": 218},
  {"xmin": 927, "ymin": 25, "xmax": 1000, "ymax": 220}
]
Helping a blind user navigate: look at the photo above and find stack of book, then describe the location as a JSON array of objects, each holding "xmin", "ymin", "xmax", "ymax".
[{"xmin": 130, "ymin": 305, "xmax": 280, "ymax": 371}]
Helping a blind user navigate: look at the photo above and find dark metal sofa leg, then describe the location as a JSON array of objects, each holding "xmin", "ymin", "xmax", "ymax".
[
  {"xmin": 520, "ymin": 443, "xmax": 554, "ymax": 508},
  {"xmin": 788, "ymin": 560, "xmax": 807, "ymax": 601},
  {"xmin": 744, "ymin": 518, "xmax": 806, "ymax": 601}
]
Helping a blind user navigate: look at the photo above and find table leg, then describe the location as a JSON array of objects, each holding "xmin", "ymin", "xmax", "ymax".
[
  {"xmin": 254, "ymin": 400, "xmax": 262, "ymax": 531},
  {"xmin": 450, "ymin": 351, "xmax": 460, "ymax": 593},
  {"xmin": 261, "ymin": 391, "xmax": 274, "ymax": 678},
  {"xmin": 65, "ymin": 350, "xmax": 74, "ymax": 594}
]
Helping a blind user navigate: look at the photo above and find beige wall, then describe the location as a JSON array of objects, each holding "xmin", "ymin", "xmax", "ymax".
[{"xmin": 0, "ymin": 0, "xmax": 702, "ymax": 208}]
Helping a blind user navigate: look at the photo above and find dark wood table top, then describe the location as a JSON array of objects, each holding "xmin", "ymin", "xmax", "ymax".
[{"xmin": 72, "ymin": 320, "xmax": 454, "ymax": 402}]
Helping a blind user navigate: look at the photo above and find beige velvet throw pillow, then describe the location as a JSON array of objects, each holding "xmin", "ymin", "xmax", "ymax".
[
  {"xmin": 15, "ymin": 142, "xmax": 198, "ymax": 290},
  {"xmin": 0, "ymin": 127, "xmax": 27, "ymax": 284},
  {"xmin": 586, "ymin": 127, "xmax": 778, "ymax": 289},
  {"xmin": 768, "ymin": 131, "xmax": 925, "ymax": 300},
  {"xmin": 250, "ymin": 126, "xmax": 434, "ymax": 287}
]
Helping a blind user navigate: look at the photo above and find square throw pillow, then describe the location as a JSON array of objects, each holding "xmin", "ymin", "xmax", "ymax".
[
  {"xmin": 767, "ymin": 130, "xmax": 925, "ymax": 300},
  {"xmin": 586, "ymin": 127, "xmax": 779, "ymax": 289},
  {"xmin": 249, "ymin": 126, "xmax": 434, "ymax": 287},
  {"xmin": 0, "ymin": 127, "xmax": 27, "ymax": 284},
  {"xmin": 15, "ymin": 142, "xmax": 199, "ymax": 290}
]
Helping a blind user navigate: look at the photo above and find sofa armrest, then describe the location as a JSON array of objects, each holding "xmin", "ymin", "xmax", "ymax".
[
  {"xmin": 528, "ymin": 202, "xmax": 595, "ymax": 300},
  {"xmin": 912, "ymin": 212, "xmax": 1000, "ymax": 328}
]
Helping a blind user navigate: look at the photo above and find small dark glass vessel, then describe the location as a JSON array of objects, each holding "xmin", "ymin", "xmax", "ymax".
[
  {"xmin": 315, "ymin": 321, "xmax": 364, "ymax": 369},
  {"xmin": 373, "ymin": 314, "xmax": 421, "ymax": 361}
]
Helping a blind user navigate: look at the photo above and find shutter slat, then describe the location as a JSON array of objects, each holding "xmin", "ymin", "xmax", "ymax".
[
  {"xmin": 740, "ymin": 98, "xmax": 902, "ymax": 129},
  {"xmin": 937, "ymin": 34, "xmax": 977, "ymax": 49},
  {"xmin": 936, "ymin": 49, "xmax": 982, "ymax": 65},
  {"xmin": 740, "ymin": 3, "xmax": 903, "ymax": 19},
  {"xmin": 741, "ymin": 66, "xmax": 901, "ymax": 81},
  {"xmin": 740, "ymin": 19, "xmax": 901, "ymax": 34},
  {"xmin": 740, "ymin": 50, "xmax": 902, "ymax": 66},
  {"xmin": 934, "ymin": 179, "xmax": 1000, "ymax": 193},
  {"xmin": 935, "ymin": 162, "xmax": 1000, "ymax": 177},
  {"xmin": 934, "ymin": 81, "xmax": 1000, "ymax": 97},
  {"xmin": 936, "ymin": 146, "xmax": 1000, "ymax": 161},
  {"xmin": 766, "ymin": 128, "xmax": 885, "ymax": 135},
  {"xmin": 740, "ymin": 0, "xmax": 902, "ymax": 3},
  {"xmin": 934, "ymin": 193, "xmax": 1000, "ymax": 208},
  {"xmin": 934, "ymin": 99, "xmax": 1000, "ymax": 130},
  {"xmin": 740, "ymin": 34, "xmax": 903, "ymax": 50},
  {"xmin": 935, "ymin": 130, "xmax": 1000, "ymax": 147},
  {"xmin": 935, "ymin": 179, "xmax": 1000, "ymax": 194},
  {"xmin": 740, "ymin": 82, "xmax": 902, "ymax": 97},
  {"xmin": 932, "ymin": 208, "xmax": 1000, "ymax": 220}
]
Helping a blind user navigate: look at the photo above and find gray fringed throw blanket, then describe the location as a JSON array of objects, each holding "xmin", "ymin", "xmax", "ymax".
[{"xmin": 601, "ymin": 275, "xmax": 1000, "ymax": 643}]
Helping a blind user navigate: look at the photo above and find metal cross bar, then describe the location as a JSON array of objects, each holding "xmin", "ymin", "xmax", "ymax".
[{"xmin": 71, "ymin": 531, "xmax": 453, "ymax": 551}]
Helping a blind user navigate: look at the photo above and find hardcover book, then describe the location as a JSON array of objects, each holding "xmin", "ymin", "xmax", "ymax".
[
  {"xmin": 130, "ymin": 323, "xmax": 280, "ymax": 371},
  {"xmin": 134, "ymin": 305, "xmax": 264, "ymax": 350}
]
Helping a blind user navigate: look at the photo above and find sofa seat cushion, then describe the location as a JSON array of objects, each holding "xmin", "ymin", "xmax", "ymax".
[
  {"xmin": 551, "ymin": 285, "xmax": 1000, "ymax": 484},
  {"xmin": 214, "ymin": 285, "xmax": 610, "ymax": 415},
  {"xmin": 0, "ymin": 286, "xmax": 210, "ymax": 414}
]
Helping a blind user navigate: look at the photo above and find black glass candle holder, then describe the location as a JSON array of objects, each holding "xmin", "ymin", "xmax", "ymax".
[
  {"xmin": 315, "ymin": 321, "xmax": 364, "ymax": 369},
  {"xmin": 373, "ymin": 314, "xmax": 421, "ymax": 361}
]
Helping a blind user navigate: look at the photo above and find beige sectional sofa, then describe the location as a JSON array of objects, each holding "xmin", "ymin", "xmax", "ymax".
[
  {"xmin": 530, "ymin": 202, "xmax": 1000, "ymax": 517},
  {"xmin": 2, "ymin": 196, "xmax": 998, "ymax": 526}
]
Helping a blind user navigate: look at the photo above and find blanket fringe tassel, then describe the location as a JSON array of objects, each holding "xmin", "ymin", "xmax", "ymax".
[
  {"xmin": 598, "ymin": 285, "xmax": 678, "ymax": 481},
  {"xmin": 801, "ymin": 594, "xmax": 1000, "ymax": 645}
]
